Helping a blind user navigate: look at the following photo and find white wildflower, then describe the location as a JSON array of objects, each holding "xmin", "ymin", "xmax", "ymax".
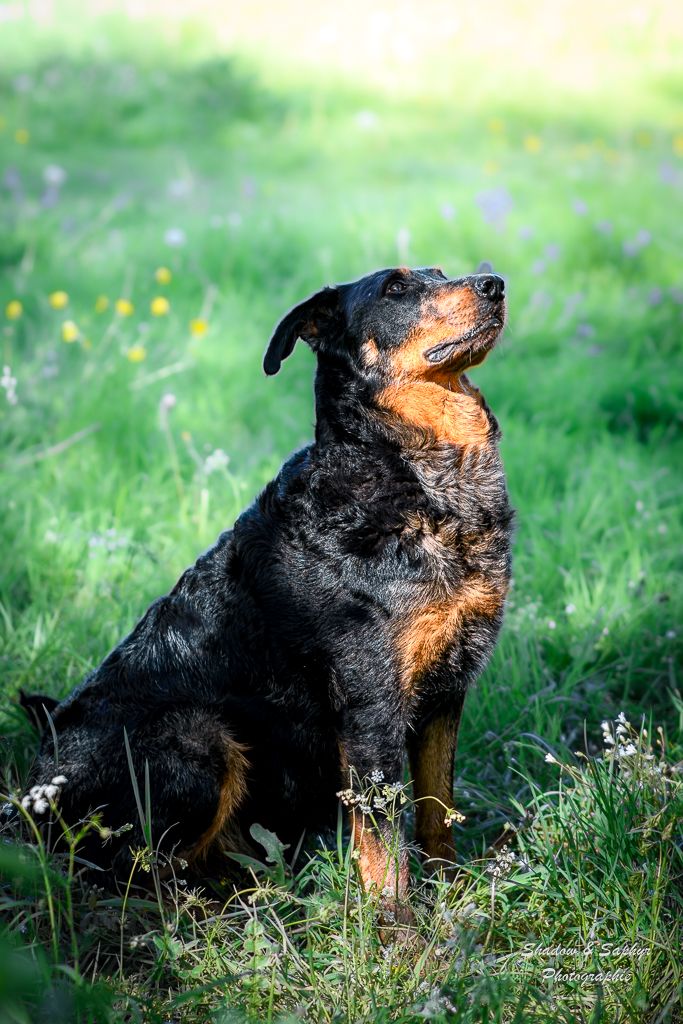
[
  {"xmin": 354, "ymin": 110, "xmax": 378, "ymax": 130},
  {"xmin": 164, "ymin": 227, "xmax": 186, "ymax": 247},
  {"xmin": 487, "ymin": 843, "xmax": 517, "ymax": 880},
  {"xmin": 43, "ymin": 164, "xmax": 67, "ymax": 187},
  {"xmin": 1, "ymin": 365, "xmax": 18, "ymax": 406},
  {"xmin": 203, "ymin": 448, "xmax": 230, "ymax": 475}
]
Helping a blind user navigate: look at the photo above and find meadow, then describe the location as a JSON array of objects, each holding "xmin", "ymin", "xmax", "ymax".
[{"xmin": 0, "ymin": 2, "xmax": 682, "ymax": 1021}]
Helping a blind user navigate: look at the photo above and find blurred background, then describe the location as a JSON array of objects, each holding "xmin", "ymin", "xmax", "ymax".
[{"xmin": 1, "ymin": 0, "xmax": 682, "ymax": 861}]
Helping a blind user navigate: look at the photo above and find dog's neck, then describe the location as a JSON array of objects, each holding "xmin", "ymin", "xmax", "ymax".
[
  {"xmin": 313, "ymin": 361, "xmax": 494, "ymax": 450},
  {"xmin": 374, "ymin": 374, "xmax": 492, "ymax": 448}
]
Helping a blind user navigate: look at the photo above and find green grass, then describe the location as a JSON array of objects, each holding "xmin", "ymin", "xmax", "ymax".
[{"xmin": 1, "ymin": 2, "xmax": 682, "ymax": 1021}]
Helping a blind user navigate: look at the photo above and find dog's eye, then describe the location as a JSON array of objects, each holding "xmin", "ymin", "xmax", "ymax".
[{"xmin": 384, "ymin": 279, "xmax": 408, "ymax": 297}]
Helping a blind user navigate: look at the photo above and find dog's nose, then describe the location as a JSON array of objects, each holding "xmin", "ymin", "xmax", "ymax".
[{"xmin": 472, "ymin": 274, "xmax": 505, "ymax": 302}]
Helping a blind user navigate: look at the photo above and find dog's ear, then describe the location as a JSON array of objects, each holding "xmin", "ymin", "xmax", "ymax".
[{"xmin": 264, "ymin": 286, "xmax": 344, "ymax": 375}]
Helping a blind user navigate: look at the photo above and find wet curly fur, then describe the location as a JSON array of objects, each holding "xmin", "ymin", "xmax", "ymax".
[{"xmin": 17, "ymin": 265, "xmax": 514, "ymax": 913}]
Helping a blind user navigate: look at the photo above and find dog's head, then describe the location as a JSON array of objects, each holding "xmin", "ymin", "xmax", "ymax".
[{"xmin": 264, "ymin": 266, "xmax": 506, "ymax": 387}]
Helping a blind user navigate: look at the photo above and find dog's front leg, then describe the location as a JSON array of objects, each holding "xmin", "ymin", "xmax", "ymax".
[
  {"xmin": 408, "ymin": 693, "xmax": 466, "ymax": 873},
  {"xmin": 337, "ymin": 705, "xmax": 413, "ymax": 932}
]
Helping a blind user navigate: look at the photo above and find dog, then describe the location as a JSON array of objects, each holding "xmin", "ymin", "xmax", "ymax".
[{"xmin": 12, "ymin": 265, "xmax": 513, "ymax": 923}]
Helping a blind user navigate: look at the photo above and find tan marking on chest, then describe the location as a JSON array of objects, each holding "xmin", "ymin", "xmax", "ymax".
[
  {"xmin": 377, "ymin": 380, "xmax": 490, "ymax": 446},
  {"xmin": 396, "ymin": 578, "xmax": 505, "ymax": 696}
]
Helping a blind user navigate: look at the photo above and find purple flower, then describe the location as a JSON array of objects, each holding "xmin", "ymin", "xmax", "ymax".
[
  {"xmin": 596, "ymin": 220, "xmax": 613, "ymax": 235},
  {"xmin": 3, "ymin": 168, "xmax": 22, "ymax": 193},
  {"xmin": 572, "ymin": 198, "xmax": 588, "ymax": 215},
  {"xmin": 545, "ymin": 243, "xmax": 561, "ymax": 262},
  {"xmin": 475, "ymin": 187, "xmax": 514, "ymax": 229},
  {"xmin": 13, "ymin": 73, "xmax": 32, "ymax": 94},
  {"xmin": 531, "ymin": 259, "xmax": 546, "ymax": 276},
  {"xmin": 518, "ymin": 225, "xmax": 535, "ymax": 240},
  {"xmin": 562, "ymin": 293, "xmax": 584, "ymax": 317},
  {"xmin": 648, "ymin": 287, "xmax": 663, "ymax": 306},
  {"xmin": 622, "ymin": 230, "xmax": 651, "ymax": 258},
  {"xmin": 659, "ymin": 162, "xmax": 680, "ymax": 186},
  {"xmin": 41, "ymin": 187, "xmax": 60, "ymax": 209},
  {"xmin": 440, "ymin": 202, "xmax": 456, "ymax": 221},
  {"xmin": 529, "ymin": 290, "xmax": 553, "ymax": 309},
  {"xmin": 576, "ymin": 323, "xmax": 595, "ymax": 338}
]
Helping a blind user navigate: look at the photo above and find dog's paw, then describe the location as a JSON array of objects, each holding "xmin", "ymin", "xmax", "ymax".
[{"xmin": 377, "ymin": 895, "xmax": 421, "ymax": 947}]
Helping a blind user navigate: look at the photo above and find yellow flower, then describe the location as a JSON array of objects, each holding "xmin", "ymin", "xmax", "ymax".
[
  {"xmin": 483, "ymin": 160, "xmax": 500, "ymax": 176},
  {"xmin": 150, "ymin": 296, "xmax": 170, "ymax": 316},
  {"xmin": 523, "ymin": 134, "xmax": 542, "ymax": 154},
  {"xmin": 5, "ymin": 299, "xmax": 23, "ymax": 320},
  {"xmin": 634, "ymin": 130, "xmax": 653, "ymax": 148},
  {"xmin": 155, "ymin": 266, "xmax": 172, "ymax": 285},
  {"xmin": 127, "ymin": 344, "xmax": 147, "ymax": 363},
  {"xmin": 488, "ymin": 117, "xmax": 504, "ymax": 135},
  {"xmin": 61, "ymin": 320, "xmax": 79, "ymax": 343},
  {"xmin": 115, "ymin": 298, "xmax": 134, "ymax": 316},
  {"xmin": 573, "ymin": 143, "xmax": 591, "ymax": 160},
  {"xmin": 189, "ymin": 318, "xmax": 208, "ymax": 338},
  {"xmin": 673, "ymin": 134, "xmax": 683, "ymax": 158},
  {"xmin": 14, "ymin": 128, "xmax": 29, "ymax": 145},
  {"xmin": 49, "ymin": 290, "xmax": 69, "ymax": 310},
  {"xmin": 95, "ymin": 295, "xmax": 109, "ymax": 313},
  {"xmin": 82, "ymin": 337, "xmax": 93, "ymax": 351}
]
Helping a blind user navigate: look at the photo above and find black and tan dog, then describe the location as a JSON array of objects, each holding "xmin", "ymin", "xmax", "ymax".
[{"xmin": 16, "ymin": 266, "xmax": 513, "ymax": 919}]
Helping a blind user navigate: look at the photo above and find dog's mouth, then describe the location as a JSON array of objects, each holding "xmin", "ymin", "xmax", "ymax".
[{"xmin": 423, "ymin": 316, "xmax": 504, "ymax": 371}]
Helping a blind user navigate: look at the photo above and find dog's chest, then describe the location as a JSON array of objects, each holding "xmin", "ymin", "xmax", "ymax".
[{"xmin": 388, "ymin": 451, "xmax": 512, "ymax": 696}]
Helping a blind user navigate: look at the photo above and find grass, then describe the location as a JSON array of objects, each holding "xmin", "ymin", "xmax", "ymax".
[{"xmin": 1, "ymin": 2, "xmax": 682, "ymax": 1020}]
